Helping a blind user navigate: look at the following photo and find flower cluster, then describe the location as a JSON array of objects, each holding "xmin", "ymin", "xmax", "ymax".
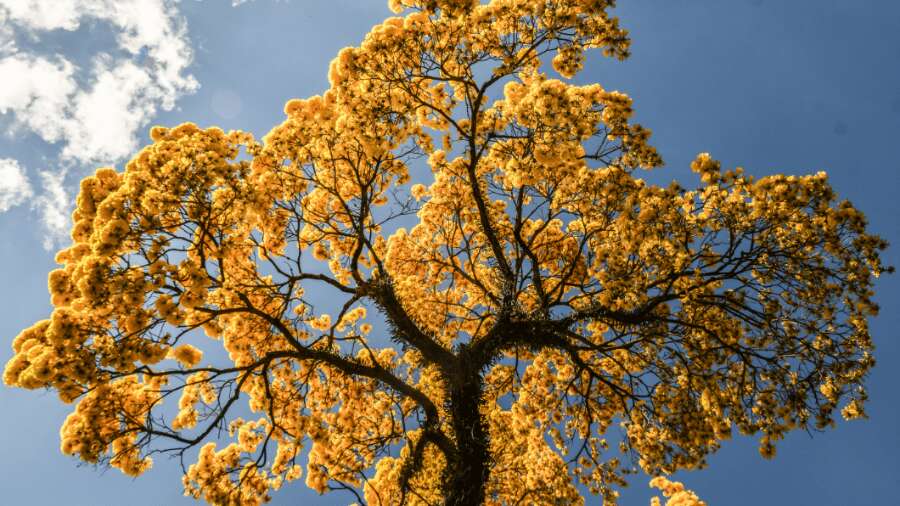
[{"xmin": 3, "ymin": 1, "xmax": 889, "ymax": 504}]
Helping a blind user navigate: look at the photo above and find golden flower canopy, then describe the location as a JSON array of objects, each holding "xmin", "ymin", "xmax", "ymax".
[{"xmin": 4, "ymin": 1, "xmax": 889, "ymax": 505}]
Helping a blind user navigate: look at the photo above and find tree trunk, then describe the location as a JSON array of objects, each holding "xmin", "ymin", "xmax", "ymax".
[{"xmin": 444, "ymin": 372, "xmax": 490, "ymax": 506}]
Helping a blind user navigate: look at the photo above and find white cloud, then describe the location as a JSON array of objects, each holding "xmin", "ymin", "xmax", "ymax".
[
  {"xmin": 0, "ymin": 0, "xmax": 85, "ymax": 31},
  {"xmin": 0, "ymin": 0, "xmax": 266, "ymax": 246},
  {"xmin": 0, "ymin": 157, "xmax": 32, "ymax": 212},
  {"xmin": 34, "ymin": 169, "xmax": 69, "ymax": 250},
  {"xmin": 0, "ymin": 54, "xmax": 78, "ymax": 142},
  {"xmin": 0, "ymin": 0, "xmax": 201, "ymax": 246},
  {"xmin": 0, "ymin": 11, "xmax": 17, "ymax": 54},
  {"xmin": 62, "ymin": 57, "xmax": 157, "ymax": 162},
  {"xmin": 0, "ymin": 0, "xmax": 199, "ymax": 165}
]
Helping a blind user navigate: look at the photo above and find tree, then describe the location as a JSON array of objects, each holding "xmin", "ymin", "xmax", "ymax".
[{"xmin": 3, "ymin": 0, "xmax": 890, "ymax": 504}]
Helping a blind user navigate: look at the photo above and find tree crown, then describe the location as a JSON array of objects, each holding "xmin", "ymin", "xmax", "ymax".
[{"xmin": 3, "ymin": 1, "xmax": 889, "ymax": 505}]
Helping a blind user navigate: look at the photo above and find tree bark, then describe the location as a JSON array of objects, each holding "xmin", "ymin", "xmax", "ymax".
[{"xmin": 444, "ymin": 369, "xmax": 490, "ymax": 506}]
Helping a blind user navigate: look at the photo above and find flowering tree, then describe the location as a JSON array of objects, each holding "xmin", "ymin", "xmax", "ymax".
[{"xmin": 3, "ymin": 1, "xmax": 889, "ymax": 505}]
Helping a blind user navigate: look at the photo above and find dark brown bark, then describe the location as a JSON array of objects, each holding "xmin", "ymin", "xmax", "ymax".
[{"xmin": 443, "ymin": 362, "xmax": 490, "ymax": 506}]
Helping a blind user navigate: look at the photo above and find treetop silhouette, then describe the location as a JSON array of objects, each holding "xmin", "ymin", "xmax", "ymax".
[{"xmin": 4, "ymin": 1, "xmax": 889, "ymax": 504}]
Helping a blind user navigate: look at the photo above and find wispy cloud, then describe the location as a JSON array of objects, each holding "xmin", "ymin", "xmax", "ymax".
[
  {"xmin": 34, "ymin": 169, "xmax": 69, "ymax": 249},
  {"xmin": 0, "ymin": 0, "xmax": 200, "ymax": 247},
  {"xmin": 0, "ymin": 54, "xmax": 78, "ymax": 143},
  {"xmin": 0, "ymin": 157, "xmax": 32, "ymax": 212},
  {"xmin": 0, "ymin": 0, "xmax": 199, "ymax": 164}
]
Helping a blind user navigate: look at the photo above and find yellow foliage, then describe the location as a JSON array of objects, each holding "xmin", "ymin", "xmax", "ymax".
[{"xmin": 3, "ymin": 1, "xmax": 889, "ymax": 505}]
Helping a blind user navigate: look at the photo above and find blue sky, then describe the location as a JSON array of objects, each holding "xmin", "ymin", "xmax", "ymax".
[{"xmin": 0, "ymin": 0, "xmax": 898, "ymax": 504}]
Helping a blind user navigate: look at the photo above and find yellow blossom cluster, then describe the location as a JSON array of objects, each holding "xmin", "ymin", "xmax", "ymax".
[
  {"xmin": 183, "ymin": 441, "xmax": 271, "ymax": 506},
  {"xmin": 649, "ymin": 476, "xmax": 706, "ymax": 506},
  {"xmin": 170, "ymin": 344, "xmax": 203, "ymax": 368},
  {"xmin": 57, "ymin": 377, "xmax": 163, "ymax": 476},
  {"xmin": 3, "ymin": 0, "xmax": 889, "ymax": 504}
]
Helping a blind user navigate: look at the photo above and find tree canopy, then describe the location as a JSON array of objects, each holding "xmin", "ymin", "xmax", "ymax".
[{"xmin": 3, "ymin": 1, "xmax": 889, "ymax": 505}]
